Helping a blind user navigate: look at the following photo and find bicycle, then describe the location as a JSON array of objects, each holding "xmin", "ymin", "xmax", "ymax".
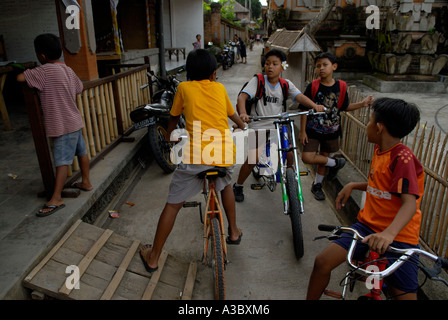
[
  {"xmin": 183, "ymin": 166, "xmax": 229, "ymax": 300},
  {"xmin": 314, "ymin": 224, "xmax": 448, "ymax": 300},
  {"xmin": 249, "ymin": 110, "xmax": 323, "ymax": 259}
]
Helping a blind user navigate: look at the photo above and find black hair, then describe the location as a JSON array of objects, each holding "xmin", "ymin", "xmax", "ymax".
[
  {"xmin": 186, "ymin": 49, "xmax": 217, "ymax": 81},
  {"xmin": 265, "ymin": 49, "xmax": 287, "ymax": 62},
  {"xmin": 34, "ymin": 33, "xmax": 62, "ymax": 60},
  {"xmin": 372, "ymin": 97, "xmax": 420, "ymax": 138},
  {"xmin": 315, "ymin": 52, "xmax": 337, "ymax": 64}
]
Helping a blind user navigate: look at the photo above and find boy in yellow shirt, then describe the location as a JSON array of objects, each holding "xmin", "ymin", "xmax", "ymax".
[{"xmin": 140, "ymin": 49, "xmax": 246, "ymax": 272}]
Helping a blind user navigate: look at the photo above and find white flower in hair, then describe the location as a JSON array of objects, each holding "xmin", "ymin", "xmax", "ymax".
[{"xmin": 282, "ymin": 61, "xmax": 289, "ymax": 70}]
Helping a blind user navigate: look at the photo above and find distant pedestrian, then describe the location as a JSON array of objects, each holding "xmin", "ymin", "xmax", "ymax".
[
  {"xmin": 192, "ymin": 34, "xmax": 201, "ymax": 50},
  {"xmin": 239, "ymin": 37, "xmax": 247, "ymax": 64},
  {"xmin": 17, "ymin": 33, "xmax": 92, "ymax": 217}
]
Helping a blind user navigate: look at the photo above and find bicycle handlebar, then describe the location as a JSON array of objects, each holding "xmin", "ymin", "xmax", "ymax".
[
  {"xmin": 249, "ymin": 110, "xmax": 325, "ymax": 121},
  {"xmin": 316, "ymin": 224, "xmax": 448, "ymax": 284}
]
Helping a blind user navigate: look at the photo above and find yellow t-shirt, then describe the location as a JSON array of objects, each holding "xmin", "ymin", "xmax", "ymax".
[{"xmin": 170, "ymin": 80, "xmax": 236, "ymax": 166}]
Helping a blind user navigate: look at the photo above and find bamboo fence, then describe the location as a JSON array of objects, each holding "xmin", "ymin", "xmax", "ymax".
[
  {"xmin": 340, "ymin": 86, "xmax": 448, "ymax": 258},
  {"xmin": 68, "ymin": 65, "xmax": 151, "ymax": 174}
]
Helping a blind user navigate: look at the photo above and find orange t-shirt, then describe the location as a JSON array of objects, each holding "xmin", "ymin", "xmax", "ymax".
[{"xmin": 357, "ymin": 143, "xmax": 424, "ymax": 245}]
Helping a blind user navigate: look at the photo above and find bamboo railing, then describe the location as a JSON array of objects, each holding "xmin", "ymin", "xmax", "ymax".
[
  {"xmin": 340, "ymin": 86, "xmax": 448, "ymax": 258},
  {"xmin": 68, "ymin": 65, "xmax": 151, "ymax": 174}
]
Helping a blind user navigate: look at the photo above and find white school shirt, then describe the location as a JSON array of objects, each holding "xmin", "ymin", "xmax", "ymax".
[{"xmin": 242, "ymin": 75, "xmax": 301, "ymax": 130}]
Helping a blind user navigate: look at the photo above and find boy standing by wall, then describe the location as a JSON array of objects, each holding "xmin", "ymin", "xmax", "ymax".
[
  {"xmin": 306, "ymin": 98, "xmax": 424, "ymax": 300},
  {"xmin": 17, "ymin": 33, "xmax": 92, "ymax": 217},
  {"xmin": 299, "ymin": 52, "xmax": 374, "ymax": 201}
]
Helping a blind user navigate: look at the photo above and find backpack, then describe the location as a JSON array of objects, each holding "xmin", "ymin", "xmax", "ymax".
[
  {"xmin": 237, "ymin": 73, "xmax": 289, "ymax": 115},
  {"xmin": 311, "ymin": 79, "xmax": 347, "ymax": 109}
]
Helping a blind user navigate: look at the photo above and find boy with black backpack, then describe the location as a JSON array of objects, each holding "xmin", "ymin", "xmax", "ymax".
[
  {"xmin": 299, "ymin": 52, "xmax": 374, "ymax": 201},
  {"xmin": 233, "ymin": 49, "xmax": 324, "ymax": 202}
]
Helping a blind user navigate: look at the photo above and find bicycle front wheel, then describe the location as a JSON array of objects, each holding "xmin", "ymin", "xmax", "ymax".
[
  {"xmin": 286, "ymin": 167, "xmax": 304, "ymax": 259},
  {"xmin": 210, "ymin": 217, "xmax": 226, "ymax": 299}
]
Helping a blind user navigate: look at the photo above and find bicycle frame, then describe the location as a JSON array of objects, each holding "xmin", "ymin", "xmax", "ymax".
[
  {"xmin": 202, "ymin": 176, "xmax": 228, "ymax": 264},
  {"xmin": 316, "ymin": 224, "xmax": 448, "ymax": 300},
  {"xmin": 251, "ymin": 111, "xmax": 320, "ymax": 214}
]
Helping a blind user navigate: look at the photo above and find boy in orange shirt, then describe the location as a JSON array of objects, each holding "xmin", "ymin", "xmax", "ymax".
[{"xmin": 306, "ymin": 98, "xmax": 424, "ymax": 300}]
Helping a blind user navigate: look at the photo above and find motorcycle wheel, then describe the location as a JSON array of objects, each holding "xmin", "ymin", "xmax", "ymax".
[
  {"xmin": 222, "ymin": 60, "xmax": 228, "ymax": 70},
  {"xmin": 147, "ymin": 123, "xmax": 176, "ymax": 173}
]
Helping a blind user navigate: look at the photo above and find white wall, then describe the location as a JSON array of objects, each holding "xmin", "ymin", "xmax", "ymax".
[
  {"xmin": 170, "ymin": 0, "xmax": 203, "ymax": 55},
  {"xmin": 0, "ymin": 0, "xmax": 60, "ymax": 63}
]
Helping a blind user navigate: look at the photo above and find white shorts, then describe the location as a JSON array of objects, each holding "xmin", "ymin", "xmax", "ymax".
[{"xmin": 167, "ymin": 163, "xmax": 234, "ymax": 204}]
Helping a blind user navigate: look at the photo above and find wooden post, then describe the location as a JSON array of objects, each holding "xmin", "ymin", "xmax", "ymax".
[{"xmin": 21, "ymin": 85, "xmax": 55, "ymax": 199}]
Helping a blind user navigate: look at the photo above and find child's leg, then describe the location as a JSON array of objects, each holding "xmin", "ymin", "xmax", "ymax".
[
  {"xmin": 143, "ymin": 202, "xmax": 184, "ymax": 269},
  {"xmin": 306, "ymin": 242, "xmax": 347, "ymax": 300},
  {"xmin": 77, "ymin": 154, "xmax": 93, "ymax": 191},
  {"xmin": 39, "ymin": 165, "xmax": 68, "ymax": 214},
  {"xmin": 220, "ymin": 184, "xmax": 241, "ymax": 242}
]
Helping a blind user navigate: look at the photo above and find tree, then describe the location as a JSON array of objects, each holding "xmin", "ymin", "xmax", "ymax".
[
  {"xmin": 302, "ymin": 0, "xmax": 336, "ymax": 35},
  {"xmin": 235, "ymin": 0, "xmax": 262, "ymax": 19}
]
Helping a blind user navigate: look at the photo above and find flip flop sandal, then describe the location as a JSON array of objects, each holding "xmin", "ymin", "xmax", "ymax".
[
  {"xmin": 71, "ymin": 182, "xmax": 92, "ymax": 192},
  {"xmin": 139, "ymin": 244, "xmax": 158, "ymax": 273},
  {"xmin": 226, "ymin": 230, "xmax": 243, "ymax": 245},
  {"xmin": 36, "ymin": 204, "xmax": 66, "ymax": 217}
]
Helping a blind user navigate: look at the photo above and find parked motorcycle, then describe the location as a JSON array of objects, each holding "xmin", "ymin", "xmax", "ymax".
[
  {"xmin": 221, "ymin": 42, "xmax": 234, "ymax": 70},
  {"xmin": 130, "ymin": 71, "xmax": 185, "ymax": 173}
]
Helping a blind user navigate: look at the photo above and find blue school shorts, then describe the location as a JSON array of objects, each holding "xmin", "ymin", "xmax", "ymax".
[
  {"xmin": 53, "ymin": 129, "xmax": 88, "ymax": 167},
  {"xmin": 333, "ymin": 221, "xmax": 420, "ymax": 293}
]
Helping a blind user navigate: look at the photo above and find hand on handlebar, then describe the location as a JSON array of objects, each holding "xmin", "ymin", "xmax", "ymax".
[
  {"xmin": 362, "ymin": 231, "xmax": 395, "ymax": 255},
  {"xmin": 239, "ymin": 113, "xmax": 251, "ymax": 123},
  {"xmin": 313, "ymin": 104, "xmax": 326, "ymax": 113}
]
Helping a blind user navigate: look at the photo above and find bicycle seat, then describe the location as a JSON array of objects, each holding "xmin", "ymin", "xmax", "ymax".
[{"xmin": 197, "ymin": 167, "xmax": 227, "ymax": 179}]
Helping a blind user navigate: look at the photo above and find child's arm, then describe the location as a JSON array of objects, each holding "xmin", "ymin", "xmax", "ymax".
[
  {"xmin": 345, "ymin": 95, "xmax": 374, "ymax": 111},
  {"xmin": 16, "ymin": 73, "xmax": 26, "ymax": 83},
  {"xmin": 294, "ymin": 93, "xmax": 325, "ymax": 112},
  {"xmin": 164, "ymin": 115, "xmax": 181, "ymax": 142},
  {"xmin": 229, "ymin": 112, "xmax": 246, "ymax": 131},
  {"xmin": 236, "ymin": 92, "xmax": 250, "ymax": 123},
  {"xmin": 362, "ymin": 193, "xmax": 417, "ymax": 254},
  {"xmin": 335, "ymin": 182, "xmax": 368, "ymax": 210},
  {"xmin": 299, "ymin": 115, "xmax": 308, "ymax": 146}
]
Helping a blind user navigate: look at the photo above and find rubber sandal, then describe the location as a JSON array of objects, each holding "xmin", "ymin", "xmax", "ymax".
[
  {"xmin": 139, "ymin": 244, "xmax": 158, "ymax": 273},
  {"xmin": 71, "ymin": 182, "xmax": 92, "ymax": 192},
  {"xmin": 36, "ymin": 204, "xmax": 66, "ymax": 217},
  {"xmin": 226, "ymin": 231, "xmax": 243, "ymax": 245}
]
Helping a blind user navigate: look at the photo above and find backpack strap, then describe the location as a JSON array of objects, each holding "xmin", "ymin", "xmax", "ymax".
[
  {"xmin": 254, "ymin": 73, "xmax": 265, "ymax": 101},
  {"xmin": 311, "ymin": 79, "xmax": 320, "ymax": 102},
  {"xmin": 337, "ymin": 79, "xmax": 347, "ymax": 109},
  {"xmin": 279, "ymin": 77, "xmax": 289, "ymax": 112},
  {"xmin": 311, "ymin": 79, "xmax": 347, "ymax": 109}
]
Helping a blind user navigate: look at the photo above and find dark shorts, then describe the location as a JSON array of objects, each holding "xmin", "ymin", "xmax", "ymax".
[
  {"xmin": 333, "ymin": 221, "xmax": 420, "ymax": 293},
  {"xmin": 302, "ymin": 137, "xmax": 339, "ymax": 154}
]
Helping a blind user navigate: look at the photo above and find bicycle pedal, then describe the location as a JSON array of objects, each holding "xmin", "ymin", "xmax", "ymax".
[
  {"xmin": 299, "ymin": 171, "xmax": 309, "ymax": 176},
  {"xmin": 183, "ymin": 201, "xmax": 200, "ymax": 208},
  {"xmin": 251, "ymin": 183, "xmax": 264, "ymax": 190},
  {"xmin": 324, "ymin": 290, "xmax": 343, "ymax": 299}
]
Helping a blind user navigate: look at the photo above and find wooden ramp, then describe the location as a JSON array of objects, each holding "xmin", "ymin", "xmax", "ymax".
[{"xmin": 23, "ymin": 220, "xmax": 197, "ymax": 300}]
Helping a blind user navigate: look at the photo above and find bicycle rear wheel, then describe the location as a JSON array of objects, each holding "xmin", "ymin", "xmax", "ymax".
[
  {"xmin": 210, "ymin": 217, "xmax": 226, "ymax": 299},
  {"xmin": 286, "ymin": 167, "xmax": 304, "ymax": 259}
]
